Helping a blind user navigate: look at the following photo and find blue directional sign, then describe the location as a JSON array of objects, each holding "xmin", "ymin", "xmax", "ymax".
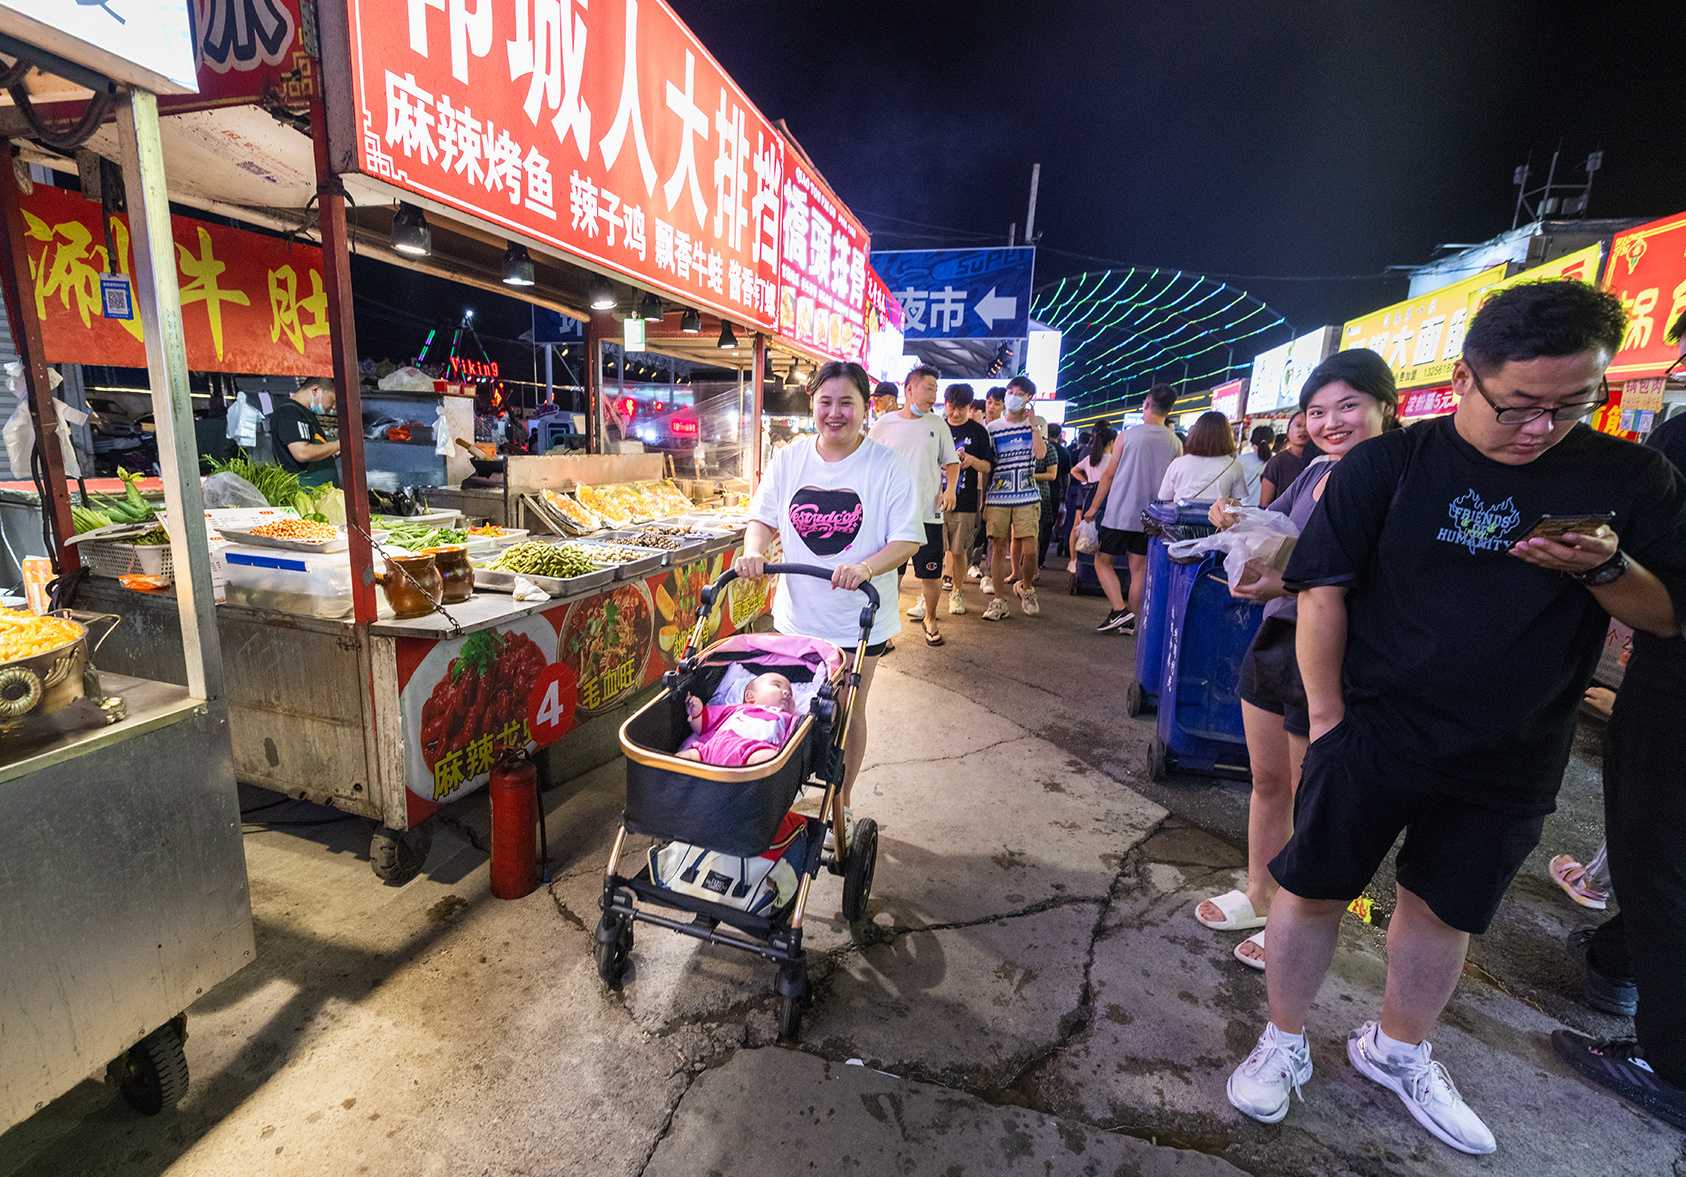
[{"xmin": 870, "ymin": 247, "xmax": 1035, "ymax": 340}]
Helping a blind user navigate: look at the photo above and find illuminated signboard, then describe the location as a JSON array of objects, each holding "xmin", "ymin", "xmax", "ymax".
[
  {"xmin": 343, "ymin": 0, "xmax": 785, "ymax": 330},
  {"xmin": 1340, "ymin": 265, "xmax": 1508, "ymax": 390},
  {"xmin": 449, "ymin": 355, "xmax": 500, "ymax": 380},
  {"xmin": 776, "ymin": 155, "xmax": 869, "ymax": 362},
  {"xmin": 1603, "ymin": 212, "xmax": 1686, "ymax": 380},
  {"xmin": 1210, "ymin": 378, "xmax": 1246, "ymax": 421}
]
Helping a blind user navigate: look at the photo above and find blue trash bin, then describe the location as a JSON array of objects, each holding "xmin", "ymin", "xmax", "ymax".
[
  {"xmin": 1151, "ymin": 549, "xmax": 1264, "ymax": 779},
  {"xmin": 1129, "ymin": 501, "xmax": 1220, "ymax": 716}
]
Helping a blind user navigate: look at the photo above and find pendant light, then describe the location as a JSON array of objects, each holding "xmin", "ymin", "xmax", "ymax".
[
  {"xmin": 500, "ymin": 242, "xmax": 535, "ymax": 286},
  {"xmin": 391, "ymin": 203, "xmax": 432, "ymax": 256}
]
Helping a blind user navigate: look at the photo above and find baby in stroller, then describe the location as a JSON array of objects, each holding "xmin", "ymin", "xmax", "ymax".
[{"xmin": 677, "ymin": 671, "xmax": 797, "ymax": 766}]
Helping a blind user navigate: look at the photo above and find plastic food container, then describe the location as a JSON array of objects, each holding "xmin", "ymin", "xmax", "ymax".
[{"xmin": 221, "ymin": 544, "xmax": 353, "ymax": 619}]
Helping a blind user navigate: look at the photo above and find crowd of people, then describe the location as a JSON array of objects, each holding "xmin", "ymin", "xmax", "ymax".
[{"xmin": 733, "ymin": 279, "xmax": 1686, "ymax": 1154}]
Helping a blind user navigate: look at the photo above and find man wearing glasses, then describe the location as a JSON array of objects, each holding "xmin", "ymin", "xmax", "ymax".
[{"xmin": 1225, "ymin": 281, "xmax": 1686, "ymax": 1154}]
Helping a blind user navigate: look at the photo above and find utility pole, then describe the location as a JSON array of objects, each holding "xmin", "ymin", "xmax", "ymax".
[
  {"xmin": 1024, "ymin": 163, "xmax": 1041, "ymax": 244},
  {"xmin": 1008, "ymin": 222, "xmax": 1016, "ymax": 247}
]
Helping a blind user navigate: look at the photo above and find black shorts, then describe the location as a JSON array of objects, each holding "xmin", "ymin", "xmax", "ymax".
[
  {"xmin": 1097, "ymin": 526, "xmax": 1149, "ymax": 557},
  {"xmin": 912, "ymin": 522, "xmax": 944, "ymax": 580},
  {"xmin": 1269, "ymin": 718, "xmax": 1547, "ymax": 934},
  {"xmin": 865, "ymin": 640, "xmax": 890, "ymax": 657},
  {"xmin": 1237, "ymin": 616, "xmax": 1309, "ymax": 737}
]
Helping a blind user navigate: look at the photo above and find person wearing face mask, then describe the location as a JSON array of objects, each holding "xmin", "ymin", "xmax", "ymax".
[
  {"xmin": 980, "ymin": 375, "xmax": 1047, "ymax": 620},
  {"xmin": 1194, "ymin": 350, "xmax": 1396, "ymax": 973},
  {"xmin": 870, "ymin": 364, "xmax": 959, "ymax": 644},
  {"xmin": 269, "ymin": 376, "xmax": 341, "ymax": 488}
]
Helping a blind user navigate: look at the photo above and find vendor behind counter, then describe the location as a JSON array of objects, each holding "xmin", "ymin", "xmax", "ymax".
[{"xmin": 269, "ymin": 376, "xmax": 341, "ymax": 489}]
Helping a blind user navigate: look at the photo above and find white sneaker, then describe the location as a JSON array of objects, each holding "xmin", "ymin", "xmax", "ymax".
[
  {"xmin": 982, "ymin": 598, "xmax": 1009, "ymax": 621},
  {"xmin": 980, "ymin": 576, "xmax": 995, "ymax": 596},
  {"xmin": 1228, "ymin": 1023, "xmax": 1313, "ymax": 1124},
  {"xmin": 948, "ymin": 590, "xmax": 967, "ymax": 615},
  {"xmin": 966, "ymin": 565, "xmax": 981, "ymax": 581},
  {"xmin": 907, "ymin": 598, "xmax": 926, "ymax": 620},
  {"xmin": 1019, "ymin": 585, "xmax": 1040, "ymax": 616},
  {"xmin": 822, "ymin": 807, "xmax": 855, "ymax": 852},
  {"xmin": 1347, "ymin": 1022, "xmax": 1496, "ymax": 1155}
]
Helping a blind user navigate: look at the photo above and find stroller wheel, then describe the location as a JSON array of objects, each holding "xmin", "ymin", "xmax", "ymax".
[
  {"xmin": 594, "ymin": 913, "xmax": 632, "ymax": 989},
  {"xmin": 775, "ymin": 960, "xmax": 807, "ymax": 1041},
  {"xmin": 841, "ymin": 818, "xmax": 879, "ymax": 923},
  {"xmin": 1125, "ymin": 679, "xmax": 1143, "ymax": 717}
]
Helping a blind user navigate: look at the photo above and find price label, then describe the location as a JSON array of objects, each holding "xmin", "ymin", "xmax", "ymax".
[{"xmin": 525, "ymin": 662, "xmax": 580, "ymax": 747}]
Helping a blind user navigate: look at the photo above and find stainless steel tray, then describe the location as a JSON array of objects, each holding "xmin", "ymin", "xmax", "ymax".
[
  {"xmin": 473, "ymin": 565, "xmax": 614, "ymax": 595},
  {"xmin": 213, "ymin": 526, "xmax": 349, "ymax": 553},
  {"xmin": 570, "ymin": 541, "xmax": 665, "ymax": 580},
  {"xmin": 603, "ymin": 529, "xmax": 709, "ymax": 566}
]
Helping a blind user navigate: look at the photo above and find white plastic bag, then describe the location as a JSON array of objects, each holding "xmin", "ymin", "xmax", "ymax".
[
  {"xmin": 376, "ymin": 365, "xmax": 437, "ymax": 392},
  {"xmin": 1166, "ymin": 507, "xmax": 1301, "ymax": 589},
  {"xmin": 1073, "ymin": 518, "xmax": 1100, "ymax": 555},
  {"xmin": 201, "ymin": 470, "xmax": 269, "ymax": 509},
  {"xmin": 3, "ymin": 362, "xmax": 76, "ymax": 479}
]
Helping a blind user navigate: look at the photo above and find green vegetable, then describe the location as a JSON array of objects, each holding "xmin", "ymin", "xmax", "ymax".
[
  {"xmin": 131, "ymin": 527, "xmax": 170, "ymax": 546},
  {"xmin": 452, "ymin": 630, "xmax": 504, "ymax": 682},
  {"xmin": 491, "ymin": 541, "xmax": 599, "ymax": 579},
  {"xmin": 72, "ymin": 505, "xmax": 113, "ymax": 533},
  {"xmin": 208, "ymin": 452, "xmax": 301, "ymax": 508}
]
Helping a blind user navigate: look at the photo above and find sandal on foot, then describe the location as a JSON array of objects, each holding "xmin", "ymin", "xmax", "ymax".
[
  {"xmin": 1549, "ymin": 854, "xmax": 1609, "ymax": 910},
  {"xmin": 1234, "ymin": 930, "xmax": 1266, "ymax": 971},
  {"xmin": 1196, "ymin": 888, "xmax": 1268, "ymax": 931},
  {"xmin": 923, "ymin": 619, "xmax": 944, "ymax": 646}
]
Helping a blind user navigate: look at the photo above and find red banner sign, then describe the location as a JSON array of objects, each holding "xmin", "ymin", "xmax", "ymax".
[
  {"xmin": 776, "ymin": 157, "xmax": 870, "ymax": 362},
  {"xmin": 1401, "ymin": 386, "xmax": 1458, "ymax": 420},
  {"xmin": 344, "ymin": 0, "xmax": 785, "ymax": 331},
  {"xmin": 1210, "ymin": 378, "xmax": 1247, "ymax": 421},
  {"xmin": 22, "ymin": 184, "xmax": 332, "ymax": 375},
  {"xmin": 1603, "ymin": 210, "xmax": 1686, "ymax": 381}
]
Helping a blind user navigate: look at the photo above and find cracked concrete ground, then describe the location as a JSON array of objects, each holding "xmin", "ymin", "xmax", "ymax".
[{"xmin": 2, "ymin": 570, "xmax": 1682, "ymax": 1176}]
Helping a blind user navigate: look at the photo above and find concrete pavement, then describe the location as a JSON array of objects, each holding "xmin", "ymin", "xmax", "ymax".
[{"xmin": 1, "ymin": 565, "xmax": 1680, "ymax": 1176}]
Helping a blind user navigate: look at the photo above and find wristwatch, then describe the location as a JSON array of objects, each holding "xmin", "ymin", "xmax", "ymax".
[{"xmin": 1568, "ymin": 550, "xmax": 1629, "ymax": 587}]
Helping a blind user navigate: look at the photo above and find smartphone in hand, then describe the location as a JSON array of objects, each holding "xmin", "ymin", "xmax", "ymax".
[{"xmin": 1517, "ymin": 513, "xmax": 1614, "ymax": 542}]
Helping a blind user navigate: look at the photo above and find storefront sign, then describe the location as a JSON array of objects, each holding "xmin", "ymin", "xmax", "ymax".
[
  {"xmin": 1624, "ymin": 377, "xmax": 1666, "ymax": 414},
  {"xmin": 870, "ymin": 247, "xmax": 1035, "ymax": 340},
  {"xmin": 861, "ymin": 263, "xmax": 905, "ymax": 379},
  {"xmin": 1400, "ymin": 386, "xmax": 1458, "ymax": 420},
  {"xmin": 1604, "ymin": 211, "xmax": 1686, "ymax": 380},
  {"xmin": 1248, "ymin": 339, "xmax": 1293, "ymax": 414},
  {"xmin": 1341, "ymin": 264, "xmax": 1508, "ymax": 389},
  {"xmin": 1210, "ymin": 378, "xmax": 1246, "ymax": 421},
  {"xmin": 21, "ymin": 183, "xmax": 332, "ymax": 375},
  {"xmin": 777, "ymin": 157, "xmax": 869, "ymax": 362},
  {"xmin": 344, "ymin": 0, "xmax": 785, "ymax": 330},
  {"xmin": 1468, "ymin": 243, "xmax": 1604, "ymax": 321},
  {"xmin": 0, "ymin": 0, "xmax": 198, "ymax": 93}
]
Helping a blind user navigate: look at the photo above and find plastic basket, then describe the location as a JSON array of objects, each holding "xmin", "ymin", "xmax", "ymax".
[{"xmin": 83, "ymin": 541, "xmax": 173, "ymax": 580}]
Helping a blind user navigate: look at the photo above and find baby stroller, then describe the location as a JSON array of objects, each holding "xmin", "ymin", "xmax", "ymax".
[{"xmin": 599, "ymin": 564, "xmax": 881, "ymax": 1039}]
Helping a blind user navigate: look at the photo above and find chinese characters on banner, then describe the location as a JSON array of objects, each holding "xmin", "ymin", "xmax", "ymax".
[
  {"xmin": 1400, "ymin": 387, "xmax": 1458, "ymax": 420},
  {"xmin": 861, "ymin": 262, "xmax": 906, "ymax": 379},
  {"xmin": 1466, "ymin": 243, "xmax": 1604, "ymax": 321},
  {"xmin": 1340, "ymin": 264, "xmax": 1508, "ymax": 390},
  {"xmin": 777, "ymin": 158, "xmax": 869, "ymax": 361},
  {"xmin": 1209, "ymin": 378, "xmax": 1246, "ymax": 421},
  {"xmin": 1603, "ymin": 211, "xmax": 1686, "ymax": 381},
  {"xmin": 343, "ymin": 0, "xmax": 786, "ymax": 330},
  {"xmin": 22, "ymin": 184, "xmax": 332, "ymax": 375}
]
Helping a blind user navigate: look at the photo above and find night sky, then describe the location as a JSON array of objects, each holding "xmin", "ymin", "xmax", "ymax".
[{"xmin": 365, "ymin": 2, "xmax": 1686, "ymax": 369}]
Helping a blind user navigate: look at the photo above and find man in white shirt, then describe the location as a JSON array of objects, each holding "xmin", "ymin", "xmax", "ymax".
[
  {"xmin": 870, "ymin": 364, "xmax": 959, "ymax": 644},
  {"xmin": 1085, "ymin": 383, "xmax": 1183, "ymax": 633}
]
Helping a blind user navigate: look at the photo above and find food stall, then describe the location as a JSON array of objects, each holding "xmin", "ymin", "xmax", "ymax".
[{"xmin": 0, "ymin": 22, "xmax": 252, "ymax": 1131}]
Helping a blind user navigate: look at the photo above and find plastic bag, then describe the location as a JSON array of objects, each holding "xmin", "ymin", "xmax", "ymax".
[
  {"xmin": 1166, "ymin": 507, "xmax": 1301, "ymax": 589},
  {"xmin": 1072, "ymin": 518, "xmax": 1100, "ymax": 555},
  {"xmin": 201, "ymin": 470, "xmax": 269, "ymax": 509},
  {"xmin": 376, "ymin": 365, "xmax": 437, "ymax": 392}
]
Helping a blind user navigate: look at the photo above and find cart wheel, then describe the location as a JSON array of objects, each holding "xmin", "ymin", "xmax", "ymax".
[
  {"xmin": 775, "ymin": 961, "xmax": 807, "ymax": 1041},
  {"xmin": 1125, "ymin": 679, "xmax": 1143, "ymax": 718},
  {"xmin": 1147, "ymin": 734, "xmax": 1167, "ymax": 781},
  {"xmin": 841, "ymin": 818, "xmax": 879, "ymax": 923},
  {"xmin": 595, "ymin": 914, "xmax": 632, "ymax": 989},
  {"xmin": 370, "ymin": 822, "xmax": 433, "ymax": 885},
  {"xmin": 110, "ymin": 1021, "xmax": 189, "ymax": 1115}
]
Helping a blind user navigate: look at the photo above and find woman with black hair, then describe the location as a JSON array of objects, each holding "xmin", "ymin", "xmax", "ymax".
[
  {"xmin": 1240, "ymin": 425, "xmax": 1275, "ymax": 505},
  {"xmin": 1193, "ymin": 348, "xmax": 1398, "ymax": 970}
]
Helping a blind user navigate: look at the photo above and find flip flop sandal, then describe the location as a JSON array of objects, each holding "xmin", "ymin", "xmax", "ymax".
[
  {"xmin": 1234, "ymin": 930, "xmax": 1266, "ymax": 971},
  {"xmin": 923, "ymin": 620, "xmax": 944, "ymax": 647},
  {"xmin": 1549, "ymin": 854, "xmax": 1609, "ymax": 910},
  {"xmin": 1196, "ymin": 888, "xmax": 1268, "ymax": 931}
]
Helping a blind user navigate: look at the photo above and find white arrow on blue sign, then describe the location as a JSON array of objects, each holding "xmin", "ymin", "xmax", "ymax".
[{"xmin": 870, "ymin": 247, "xmax": 1035, "ymax": 340}]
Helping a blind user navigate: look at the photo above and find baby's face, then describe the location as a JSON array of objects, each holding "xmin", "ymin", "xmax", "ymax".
[{"xmin": 744, "ymin": 673, "xmax": 794, "ymax": 712}]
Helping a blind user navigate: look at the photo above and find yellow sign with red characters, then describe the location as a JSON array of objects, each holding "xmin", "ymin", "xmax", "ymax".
[{"xmin": 1340, "ymin": 265, "xmax": 1509, "ymax": 390}]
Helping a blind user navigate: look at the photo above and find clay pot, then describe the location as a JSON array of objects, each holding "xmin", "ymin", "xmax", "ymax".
[
  {"xmin": 380, "ymin": 551, "xmax": 442, "ymax": 618},
  {"xmin": 424, "ymin": 544, "xmax": 474, "ymax": 603}
]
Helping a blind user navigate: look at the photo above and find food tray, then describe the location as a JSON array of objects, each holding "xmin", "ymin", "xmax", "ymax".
[
  {"xmin": 523, "ymin": 493, "xmax": 601, "ymax": 537},
  {"xmin": 372, "ymin": 509, "xmax": 461, "ymax": 527},
  {"xmin": 571, "ymin": 541, "xmax": 665, "ymax": 580},
  {"xmin": 473, "ymin": 565, "xmax": 614, "ymax": 596},
  {"xmin": 83, "ymin": 541, "xmax": 173, "ymax": 580},
  {"xmin": 465, "ymin": 527, "xmax": 530, "ymax": 547},
  {"xmin": 205, "ymin": 526, "xmax": 349, "ymax": 553},
  {"xmin": 604, "ymin": 529, "xmax": 710, "ymax": 566}
]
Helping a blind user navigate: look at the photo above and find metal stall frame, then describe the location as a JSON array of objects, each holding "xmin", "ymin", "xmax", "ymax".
[{"xmin": 0, "ymin": 48, "xmax": 251, "ymax": 1132}]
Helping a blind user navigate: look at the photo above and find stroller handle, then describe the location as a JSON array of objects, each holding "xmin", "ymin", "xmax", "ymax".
[{"xmin": 702, "ymin": 563, "xmax": 880, "ymax": 615}]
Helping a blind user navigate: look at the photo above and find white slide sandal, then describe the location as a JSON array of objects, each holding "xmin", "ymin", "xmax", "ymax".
[
  {"xmin": 1234, "ymin": 930, "xmax": 1266, "ymax": 971},
  {"xmin": 1196, "ymin": 889, "xmax": 1268, "ymax": 931}
]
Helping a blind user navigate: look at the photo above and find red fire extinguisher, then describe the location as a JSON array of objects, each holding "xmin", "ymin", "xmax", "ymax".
[{"xmin": 489, "ymin": 748, "xmax": 540, "ymax": 899}]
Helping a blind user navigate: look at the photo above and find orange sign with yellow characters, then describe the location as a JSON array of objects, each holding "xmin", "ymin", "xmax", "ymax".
[{"xmin": 22, "ymin": 183, "xmax": 332, "ymax": 375}]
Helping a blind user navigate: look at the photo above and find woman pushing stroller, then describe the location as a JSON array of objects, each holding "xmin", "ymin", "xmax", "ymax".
[{"xmin": 734, "ymin": 360, "xmax": 924, "ymax": 844}]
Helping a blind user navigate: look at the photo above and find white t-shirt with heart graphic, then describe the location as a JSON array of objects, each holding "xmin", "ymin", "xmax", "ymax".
[{"xmin": 749, "ymin": 436, "xmax": 923, "ymax": 647}]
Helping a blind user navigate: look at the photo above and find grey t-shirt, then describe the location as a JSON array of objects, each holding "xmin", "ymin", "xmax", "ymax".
[
  {"xmin": 1099, "ymin": 423, "xmax": 1182, "ymax": 532},
  {"xmin": 1262, "ymin": 456, "xmax": 1335, "ymax": 623}
]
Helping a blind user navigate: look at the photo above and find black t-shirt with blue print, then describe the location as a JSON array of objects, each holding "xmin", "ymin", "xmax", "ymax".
[{"xmin": 1284, "ymin": 415, "xmax": 1686, "ymax": 814}]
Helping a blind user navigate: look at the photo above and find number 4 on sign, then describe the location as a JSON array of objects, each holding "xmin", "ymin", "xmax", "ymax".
[{"xmin": 526, "ymin": 662, "xmax": 579, "ymax": 747}]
